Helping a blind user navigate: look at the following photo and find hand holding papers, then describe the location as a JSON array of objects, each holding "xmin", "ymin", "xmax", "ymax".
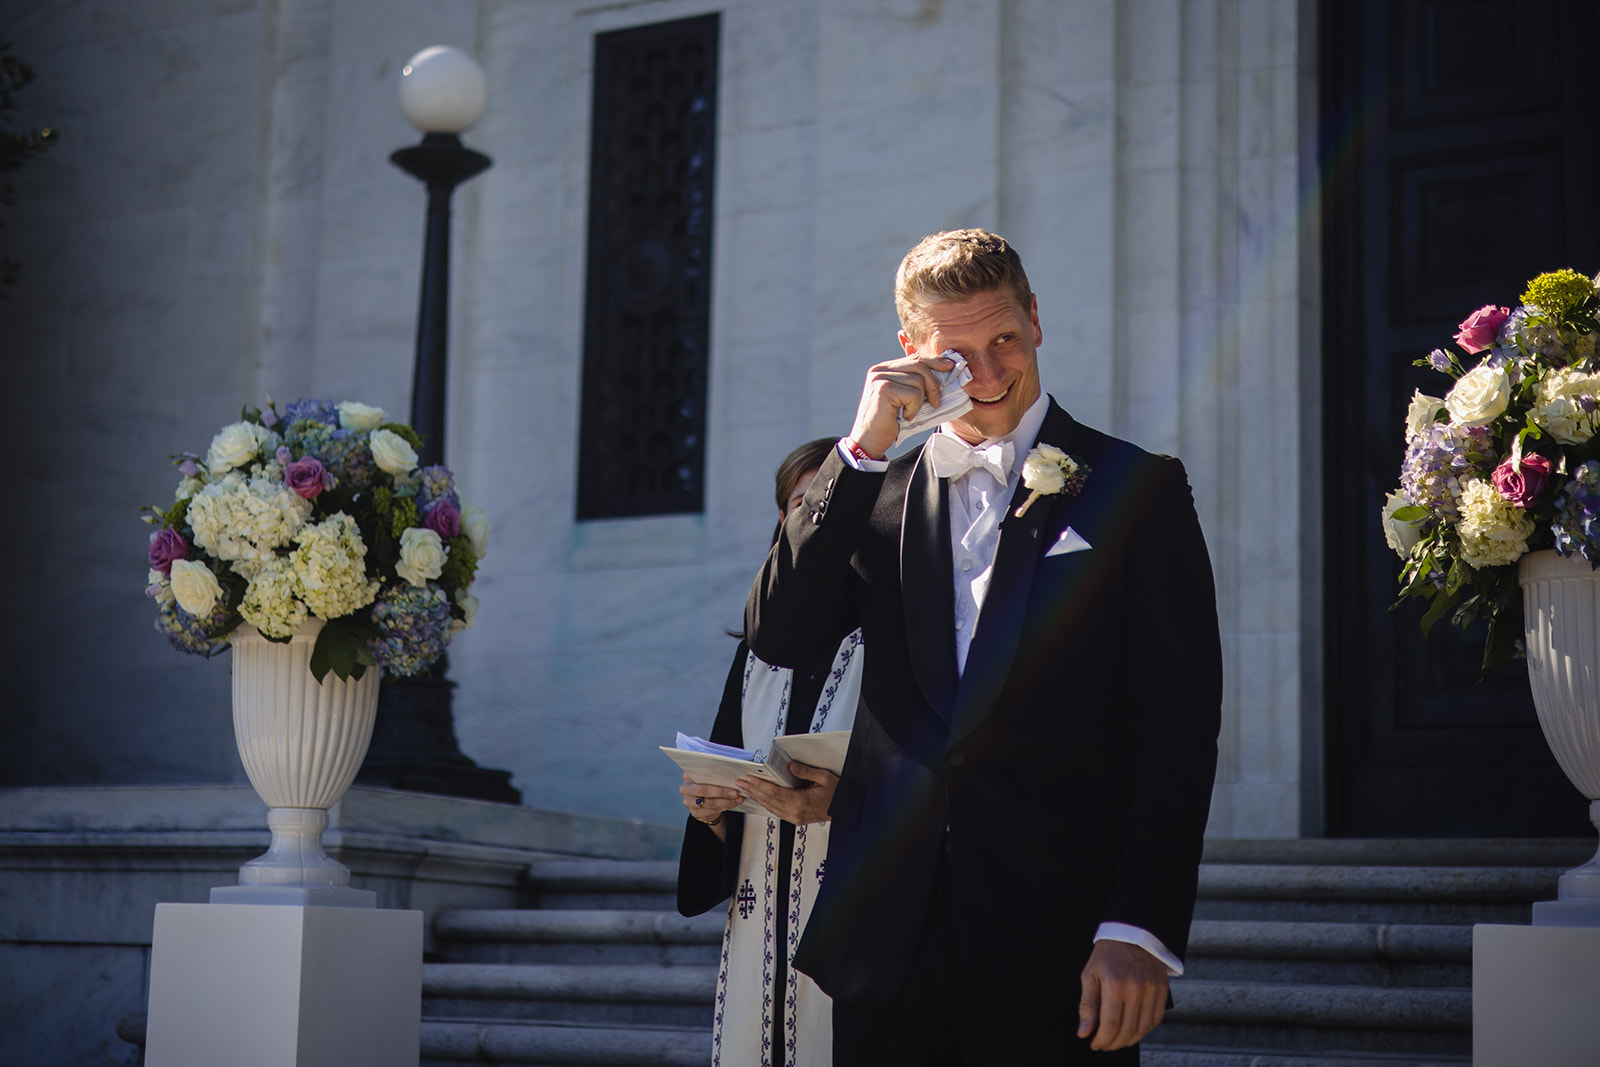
[{"xmin": 663, "ymin": 730, "xmax": 851, "ymax": 816}]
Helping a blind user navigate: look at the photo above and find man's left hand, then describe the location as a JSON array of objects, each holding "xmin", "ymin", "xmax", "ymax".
[
  {"xmin": 1077, "ymin": 940, "xmax": 1169, "ymax": 1050},
  {"xmin": 735, "ymin": 762, "xmax": 838, "ymax": 825}
]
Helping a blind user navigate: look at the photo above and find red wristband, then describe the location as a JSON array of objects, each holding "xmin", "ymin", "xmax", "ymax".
[{"xmin": 842, "ymin": 437, "xmax": 880, "ymax": 464}]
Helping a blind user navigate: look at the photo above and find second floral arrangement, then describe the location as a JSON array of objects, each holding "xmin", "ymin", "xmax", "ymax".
[{"xmin": 1384, "ymin": 269, "xmax": 1600, "ymax": 670}]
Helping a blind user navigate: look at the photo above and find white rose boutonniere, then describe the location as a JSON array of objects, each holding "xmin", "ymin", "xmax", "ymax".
[
  {"xmin": 370, "ymin": 428, "xmax": 419, "ymax": 477},
  {"xmin": 395, "ymin": 526, "xmax": 448, "ymax": 587},
  {"xmin": 1014, "ymin": 443, "xmax": 1090, "ymax": 518},
  {"xmin": 169, "ymin": 559, "xmax": 224, "ymax": 617}
]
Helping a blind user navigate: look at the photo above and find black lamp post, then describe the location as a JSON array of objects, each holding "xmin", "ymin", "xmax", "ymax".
[{"xmin": 356, "ymin": 45, "xmax": 519, "ymax": 803}]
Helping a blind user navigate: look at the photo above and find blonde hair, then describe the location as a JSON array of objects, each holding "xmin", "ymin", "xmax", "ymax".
[{"xmin": 894, "ymin": 228, "xmax": 1033, "ymax": 343}]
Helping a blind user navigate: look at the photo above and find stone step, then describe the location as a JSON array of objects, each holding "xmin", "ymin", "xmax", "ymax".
[
  {"xmin": 422, "ymin": 962, "xmax": 717, "ymax": 1028},
  {"xmin": 421, "ymin": 1018, "xmax": 710, "ymax": 1067},
  {"xmin": 1149, "ymin": 980, "xmax": 1472, "ymax": 1058},
  {"xmin": 433, "ymin": 908, "xmax": 723, "ymax": 966},
  {"xmin": 525, "ymin": 860, "xmax": 679, "ymax": 911},
  {"xmin": 1194, "ymin": 865, "xmax": 1560, "ymax": 924},
  {"xmin": 1143, "ymin": 1051, "xmax": 1468, "ymax": 1066},
  {"xmin": 1182, "ymin": 920, "xmax": 1471, "ymax": 986}
]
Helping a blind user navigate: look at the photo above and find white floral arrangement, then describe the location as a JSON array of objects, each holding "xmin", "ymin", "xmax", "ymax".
[
  {"xmin": 1383, "ymin": 269, "xmax": 1600, "ymax": 670},
  {"xmin": 144, "ymin": 399, "xmax": 488, "ymax": 681}
]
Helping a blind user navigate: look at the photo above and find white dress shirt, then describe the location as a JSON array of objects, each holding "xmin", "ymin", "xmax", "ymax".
[{"xmin": 836, "ymin": 397, "xmax": 1183, "ymax": 975}]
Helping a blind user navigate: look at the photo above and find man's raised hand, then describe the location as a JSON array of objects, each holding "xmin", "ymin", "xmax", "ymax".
[
  {"xmin": 847, "ymin": 353, "xmax": 956, "ymax": 460},
  {"xmin": 1077, "ymin": 939, "xmax": 1169, "ymax": 1051}
]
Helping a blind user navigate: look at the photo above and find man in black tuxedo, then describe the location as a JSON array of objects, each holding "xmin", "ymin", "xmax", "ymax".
[{"xmin": 741, "ymin": 229, "xmax": 1222, "ymax": 1064}]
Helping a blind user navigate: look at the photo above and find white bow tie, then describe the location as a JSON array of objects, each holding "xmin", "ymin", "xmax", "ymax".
[{"xmin": 925, "ymin": 433, "xmax": 1014, "ymax": 483}]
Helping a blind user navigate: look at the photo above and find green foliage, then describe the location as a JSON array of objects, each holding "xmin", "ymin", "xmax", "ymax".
[
  {"xmin": 0, "ymin": 41, "xmax": 59, "ymax": 297},
  {"xmin": 1522, "ymin": 269, "xmax": 1598, "ymax": 321},
  {"xmin": 309, "ymin": 615, "xmax": 378, "ymax": 683},
  {"xmin": 390, "ymin": 497, "xmax": 418, "ymax": 539},
  {"xmin": 380, "ymin": 421, "xmax": 424, "ymax": 452},
  {"xmin": 438, "ymin": 537, "xmax": 477, "ymax": 594}
]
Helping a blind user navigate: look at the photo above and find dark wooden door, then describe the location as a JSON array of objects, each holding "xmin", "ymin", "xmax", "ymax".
[{"xmin": 1322, "ymin": 0, "xmax": 1599, "ymax": 836}]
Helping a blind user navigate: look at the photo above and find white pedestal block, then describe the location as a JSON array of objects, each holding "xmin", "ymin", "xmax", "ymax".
[
  {"xmin": 144, "ymin": 903, "xmax": 422, "ymax": 1067},
  {"xmin": 1473, "ymin": 923, "xmax": 1600, "ymax": 1067}
]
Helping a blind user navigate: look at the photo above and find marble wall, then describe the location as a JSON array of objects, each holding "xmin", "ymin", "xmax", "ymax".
[{"xmin": 0, "ymin": 0, "xmax": 1316, "ymax": 836}]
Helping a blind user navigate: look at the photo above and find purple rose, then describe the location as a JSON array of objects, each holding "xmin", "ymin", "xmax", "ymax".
[
  {"xmin": 148, "ymin": 529, "xmax": 188, "ymax": 575},
  {"xmin": 1492, "ymin": 453, "xmax": 1554, "ymax": 508},
  {"xmin": 284, "ymin": 456, "xmax": 328, "ymax": 500},
  {"xmin": 178, "ymin": 458, "xmax": 201, "ymax": 478},
  {"xmin": 276, "ymin": 445, "xmax": 293, "ymax": 465},
  {"xmin": 1455, "ymin": 305, "xmax": 1511, "ymax": 354},
  {"xmin": 424, "ymin": 500, "xmax": 461, "ymax": 540}
]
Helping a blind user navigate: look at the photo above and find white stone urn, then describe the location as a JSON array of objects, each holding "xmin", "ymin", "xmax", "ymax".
[
  {"xmin": 1517, "ymin": 548, "xmax": 1600, "ymax": 926},
  {"xmin": 213, "ymin": 617, "xmax": 381, "ymax": 906}
]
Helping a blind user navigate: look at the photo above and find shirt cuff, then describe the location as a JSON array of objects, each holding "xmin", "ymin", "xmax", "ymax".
[
  {"xmin": 1093, "ymin": 922, "xmax": 1183, "ymax": 977},
  {"xmin": 836, "ymin": 438, "xmax": 889, "ymax": 473}
]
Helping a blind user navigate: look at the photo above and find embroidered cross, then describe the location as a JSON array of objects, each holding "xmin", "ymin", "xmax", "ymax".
[{"xmin": 736, "ymin": 878, "xmax": 756, "ymax": 919}]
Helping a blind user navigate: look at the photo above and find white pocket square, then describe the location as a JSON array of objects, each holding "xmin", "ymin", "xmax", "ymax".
[{"xmin": 1046, "ymin": 526, "xmax": 1092, "ymax": 557}]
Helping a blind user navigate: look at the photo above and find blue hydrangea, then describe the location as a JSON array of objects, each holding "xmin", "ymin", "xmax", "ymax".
[
  {"xmin": 367, "ymin": 584, "xmax": 452, "ymax": 676},
  {"xmin": 155, "ymin": 599, "xmax": 237, "ymax": 657},
  {"xmin": 1553, "ymin": 460, "xmax": 1600, "ymax": 568},
  {"xmin": 286, "ymin": 423, "xmax": 375, "ymax": 490},
  {"xmin": 1400, "ymin": 422, "xmax": 1490, "ymax": 525},
  {"xmin": 417, "ymin": 465, "xmax": 459, "ymax": 512},
  {"xmin": 282, "ymin": 398, "xmax": 339, "ymax": 427}
]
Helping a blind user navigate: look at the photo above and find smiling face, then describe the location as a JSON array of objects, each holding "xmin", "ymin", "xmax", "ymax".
[{"xmin": 899, "ymin": 289, "xmax": 1043, "ymax": 444}]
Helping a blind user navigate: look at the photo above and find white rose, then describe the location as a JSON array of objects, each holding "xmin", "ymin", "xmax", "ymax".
[
  {"xmin": 1021, "ymin": 451, "xmax": 1067, "ymax": 495},
  {"xmin": 453, "ymin": 589, "xmax": 479, "ymax": 632},
  {"xmin": 206, "ymin": 422, "xmax": 268, "ymax": 476},
  {"xmin": 337, "ymin": 401, "xmax": 387, "ymax": 432},
  {"xmin": 1445, "ymin": 364, "xmax": 1511, "ymax": 428},
  {"xmin": 460, "ymin": 506, "xmax": 490, "ymax": 559},
  {"xmin": 1380, "ymin": 490, "xmax": 1422, "ymax": 559},
  {"xmin": 369, "ymin": 429, "xmax": 418, "ymax": 477},
  {"xmin": 394, "ymin": 526, "xmax": 448, "ymax": 587},
  {"xmin": 170, "ymin": 559, "xmax": 223, "ymax": 617},
  {"xmin": 1405, "ymin": 390, "xmax": 1447, "ymax": 439}
]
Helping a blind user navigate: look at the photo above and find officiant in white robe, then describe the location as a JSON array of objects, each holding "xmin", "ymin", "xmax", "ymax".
[{"xmin": 677, "ymin": 438, "xmax": 863, "ymax": 1067}]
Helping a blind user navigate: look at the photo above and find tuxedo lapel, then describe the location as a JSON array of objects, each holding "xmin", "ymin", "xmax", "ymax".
[
  {"xmin": 947, "ymin": 401, "xmax": 1078, "ymax": 749},
  {"xmin": 900, "ymin": 445, "xmax": 959, "ymax": 719}
]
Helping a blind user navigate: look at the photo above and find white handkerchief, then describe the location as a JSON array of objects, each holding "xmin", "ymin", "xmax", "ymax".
[
  {"xmin": 894, "ymin": 350, "xmax": 974, "ymax": 445},
  {"xmin": 1046, "ymin": 526, "xmax": 1092, "ymax": 557}
]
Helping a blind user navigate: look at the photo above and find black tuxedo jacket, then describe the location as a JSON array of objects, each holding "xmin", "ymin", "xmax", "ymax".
[{"xmin": 746, "ymin": 398, "xmax": 1222, "ymax": 1022}]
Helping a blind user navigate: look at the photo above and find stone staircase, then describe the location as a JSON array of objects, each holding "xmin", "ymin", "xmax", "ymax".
[
  {"xmin": 420, "ymin": 859, "xmax": 718, "ymax": 1066},
  {"xmin": 417, "ymin": 840, "xmax": 1591, "ymax": 1067},
  {"xmin": 1141, "ymin": 838, "xmax": 1590, "ymax": 1066}
]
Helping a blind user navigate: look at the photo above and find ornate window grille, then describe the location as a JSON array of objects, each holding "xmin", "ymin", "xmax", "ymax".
[{"xmin": 577, "ymin": 13, "xmax": 719, "ymax": 519}]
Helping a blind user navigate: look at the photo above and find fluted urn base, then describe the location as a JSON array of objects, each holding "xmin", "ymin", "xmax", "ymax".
[
  {"xmin": 1518, "ymin": 550, "xmax": 1600, "ymax": 927},
  {"xmin": 223, "ymin": 619, "xmax": 380, "ymax": 902}
]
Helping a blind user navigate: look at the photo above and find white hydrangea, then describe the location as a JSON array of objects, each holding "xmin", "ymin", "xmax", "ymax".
[
  {"xmin": 175, "ymin": 476, "xmax": 204, "ymax": 502},
  {"xmin": 1531, "ymin": 368, "xmax": 1600, "ymax": 445},
  {"xmin": 1456, "ymin": 477, "xmax": 1535, "ymax": 569},
  {"xmin": 239, "ymin": 558, "xmax": 307, "ymax": 639},
  {"xmin": 187, "ymin": 469, "xmax": 313, "ymax": 563},
  {"xmin": 291, "ymin": 513, "xmax": 380, "ymax": 620}
]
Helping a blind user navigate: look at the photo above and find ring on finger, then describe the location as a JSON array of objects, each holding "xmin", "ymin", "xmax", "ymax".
[{"xmin": 695, "ymin": 797, "xmax": 704, "ymax": 807}]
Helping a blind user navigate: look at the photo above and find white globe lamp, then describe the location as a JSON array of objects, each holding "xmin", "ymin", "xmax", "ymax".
[{"xmin": 399, "ymin": 46, "xmax": 487, "ymax": 135}]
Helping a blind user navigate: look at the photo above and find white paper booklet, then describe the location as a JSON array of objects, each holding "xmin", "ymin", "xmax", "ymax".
[{"xmin": 662, "ymin": 730, "xmax": 852, "ymax": 816}]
